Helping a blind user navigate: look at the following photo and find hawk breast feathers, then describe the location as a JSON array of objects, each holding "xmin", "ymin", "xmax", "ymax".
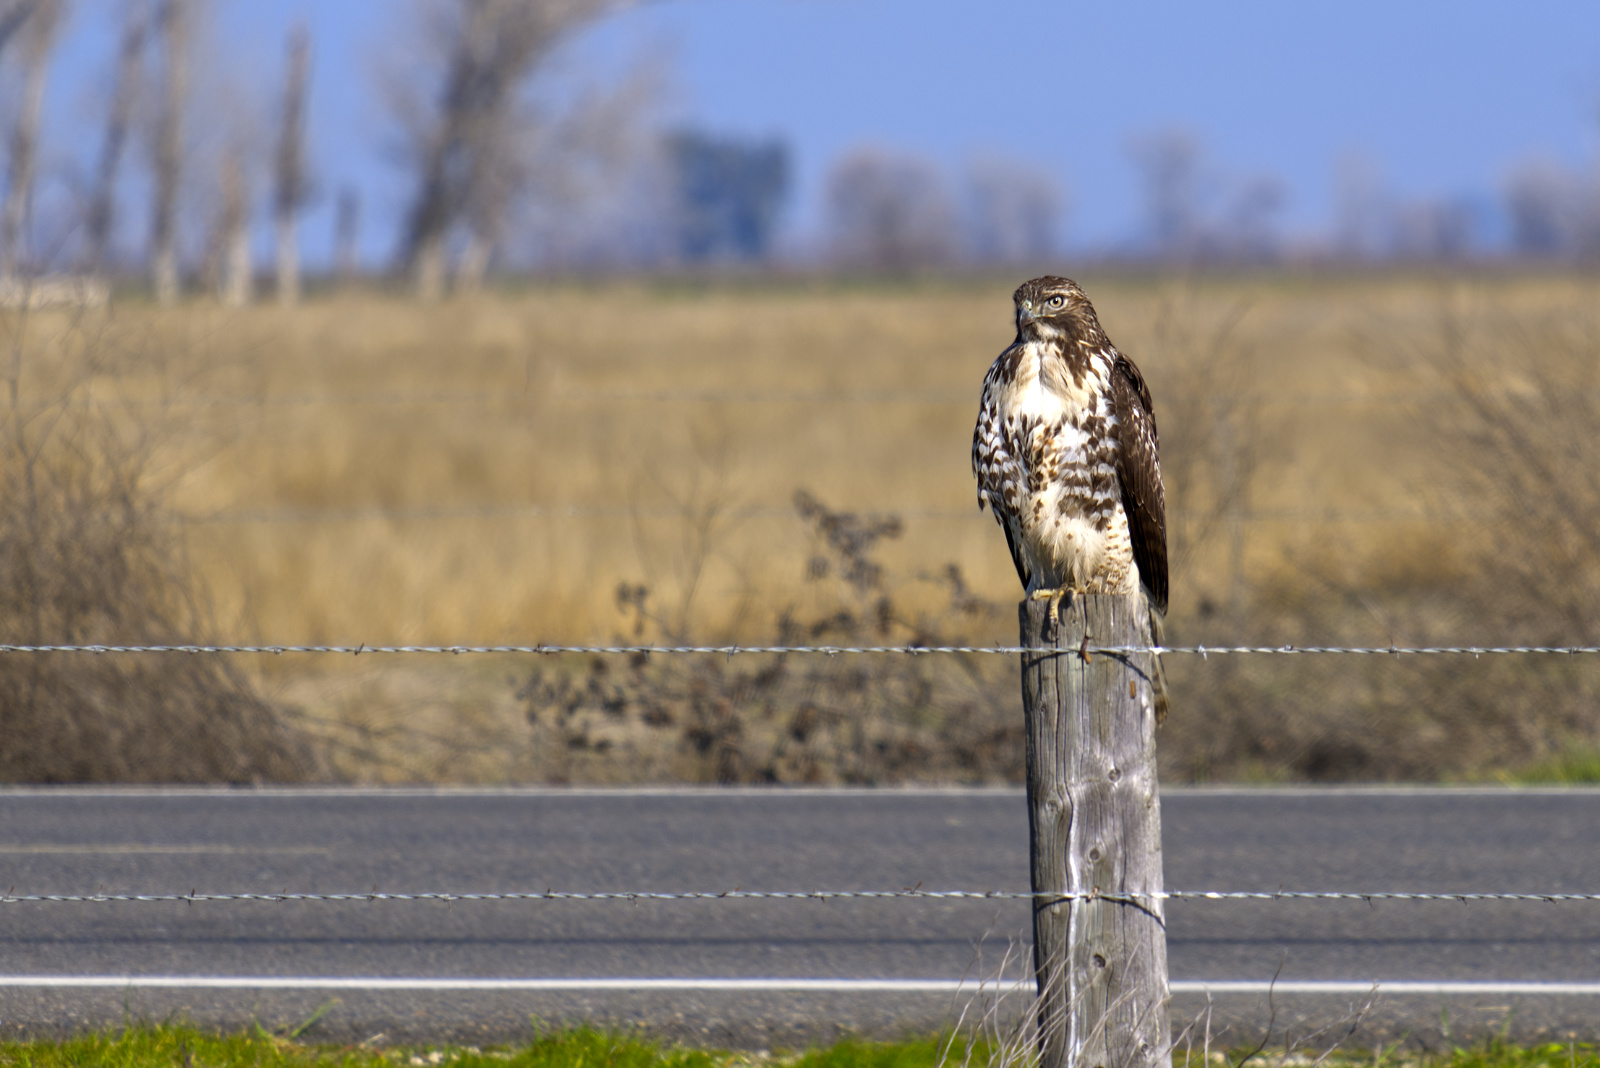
[{"xmin": 971, "ymin": 276, "xmax": 1167, "ymax": 614}]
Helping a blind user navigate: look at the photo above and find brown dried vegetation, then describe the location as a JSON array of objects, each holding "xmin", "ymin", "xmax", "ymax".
[
  {"xmin": 0, "ymin": 305, "xmax": 315, "ymax": 782},
  {"xmin": 513, "ymin": 491, "xmax": 1021, "ymax": 784},
  {"xmin": 7, "ymin": 276, "xmax": 1600, "ymax": 784},
  {"xmin": 1156, "ymin": 281, "xmax": 1600, "ymax": 783}
]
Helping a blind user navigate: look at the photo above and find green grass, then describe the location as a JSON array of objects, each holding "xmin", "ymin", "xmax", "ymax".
[
  {"xmin": 791, "ymin": 1036, "xmax": 966, "ymax": 1068},
  {"xmin": 1438, "ymin": 1043, "xmax": 1600, "ymax": 1068},
  {"xmin": 1178, "ymin": 1036, "xmax": 1600, "ymax": 1068},
  {"xmin": 1, "ymin": 1024, "xmax": 1595, "ymax": 1068},
  {"xmin": 0, "ymin": 1025, "xmax": 716, "ymax": 1067},
  {"xmin": 1507, "ymin": 747, "xmax": 1600, "ymax": 785},
  {"xmin": 0, "ymin": 1024, "xmax": 971, "ymax": 1068}
]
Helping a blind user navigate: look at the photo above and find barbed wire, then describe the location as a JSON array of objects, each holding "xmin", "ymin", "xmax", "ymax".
[
  {"xmin": 36, "ymin": 388, "xmax": 977, "ymax": 410},
  {"xmin": 0, "ymin": 643, "xmax": 1596, "ymax": 657},
  {"xmin": 5, "ymin": 888, "xmax": 1599, "ymax": 906},
  {"xmin": 167, "ymin": 504, "xmax": 1472, "ymax": 526},
  {"xmin": 52, "ymin": 387, "xmax": 1535, "ymax": 409},
  {"xmin": 558, "ymin": 389, "xmax": 976, "ymax": 404},
  {"xmin": 170, "ymin": 504, "xmax": 990, "ymax": 525}
]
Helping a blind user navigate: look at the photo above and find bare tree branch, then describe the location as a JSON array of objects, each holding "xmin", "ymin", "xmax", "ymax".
[
  {"xmin": 273, "ymin": 23, "xmax": 310, "ymax": 304},
  {"xmin": 395, "ymin": 0, "xmax": 627, "ymax": 296},
  {"xmin": 149, "ymin": 0, "xmax": 190, "ymax": 304},
  {"xmin": 824, "ymin": 146, "xmax": 958, "ymax": 272},
  {"xmin": 0, "ymin": 0, "xmax": 41, "ymax": 56},
  {"xmin": 333, "ymin": 186, "xmax": 360, "ymax": 282},
  {"xmin": 85, "ymin": 0, "xmax": 148, "ymax": 278},
  {"xmin": 0, "ymin": 0, "xmax": 65, "ymax": 283},
  {"xmin": 214, "ymin": 148, "xmax": 251, "ymax": 306},
  {"xmin": 1128, "ymin": 128, "xmax": 1202, "ymax": 260},
  {"xmin": 964, "ymin": 155, "xmax": 1061, "ymax": 265}
]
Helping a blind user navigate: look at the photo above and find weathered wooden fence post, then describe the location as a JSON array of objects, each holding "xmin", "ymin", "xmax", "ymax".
[{"xmin": 1021, "ymin": 593, "xmax": 1170, "ymax": 1068}]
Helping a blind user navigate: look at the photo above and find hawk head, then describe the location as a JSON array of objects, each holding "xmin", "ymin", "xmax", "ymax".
[{"xmin": 1012, "ymin": 275, "xmax": 1103, "ymax": 344}]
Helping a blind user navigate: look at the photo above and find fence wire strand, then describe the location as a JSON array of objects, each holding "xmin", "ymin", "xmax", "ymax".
[
  {"xmin": 167, "ymin": 504, "xmax": 1474, "ymax": 526},
  {"xmin": 5, "ymin": 888, "xmax": 1600, "ymax": 906},
  {"xmin": 0, "ymin": 643, "xmax": 1597, "ymax": 656}
]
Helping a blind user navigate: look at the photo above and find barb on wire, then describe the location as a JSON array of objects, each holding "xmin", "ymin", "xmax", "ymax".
[
  {"xmin": 0, "ymin": 643, "xmax": 1597, "ymax": 657},
  {"xmin": 4, "ymin": 888, "xmax": 1600, "ymax": 906}
]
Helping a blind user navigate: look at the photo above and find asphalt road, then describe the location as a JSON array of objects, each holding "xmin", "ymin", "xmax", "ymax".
[{"xmin": 2, "ymin": 786, "xmax": 1598, "ymax": 1048}]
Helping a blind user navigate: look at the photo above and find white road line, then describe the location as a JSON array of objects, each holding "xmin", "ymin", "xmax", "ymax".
[
  {"xmin": 2, "ymin": 785, "xmax": 1054, "ymax": 799},
  {"xmin": 0, "ymin": 845, "xmax": 330, "ymax": 855},
  {"xmin": 0, "ymin": 977, "xmax": 974, "ymax": 992},
  {"xmin": 2, "ymin": 977, "xmax": 1599, "ymax": 995},
  {"xmin": 1175, "ymin": 981, "xmax": 1600, "ymax": 995}
]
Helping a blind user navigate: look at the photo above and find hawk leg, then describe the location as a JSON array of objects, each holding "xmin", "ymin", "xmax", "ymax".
[{"xmin": 1028, "ymin": 585, "xmax": 1088, "ymax": 635}]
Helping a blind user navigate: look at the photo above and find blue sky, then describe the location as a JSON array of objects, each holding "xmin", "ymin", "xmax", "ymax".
[{"xmin": 36, "ymin": 0, "xmax": 1600, "ymax": 267}]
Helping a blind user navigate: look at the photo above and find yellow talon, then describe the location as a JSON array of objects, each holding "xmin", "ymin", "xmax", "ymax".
[
  {"xmin": 1028, "ymin": 587, "xmax": 1064, "ymax": 629},
  {"xmin": 1029, "ymin": 584, "xmax": 1088, "ymax": 632}
]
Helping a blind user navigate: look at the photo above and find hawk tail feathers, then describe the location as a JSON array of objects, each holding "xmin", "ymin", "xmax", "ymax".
[
  {"xmin": 1001, "ymin": 518, "xmax": 1030, "ymax": 591},
  {"xmin": 1148, "ymin": 598, "xmax": 1169, "ymax": 725}
]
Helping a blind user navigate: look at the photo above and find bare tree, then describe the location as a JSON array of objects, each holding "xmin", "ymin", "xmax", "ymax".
[
  {"xmin": 1330, "ymin": 150, "xmax": 1387, "ymax": 262},
  {"xmin": 150, "ymin": 0, "xmax": 191, "ymax": 304},
  {"xmin": 455, "ymin": 112, "xmax": 516, "ymax": 292},
  {"xmin": 85, "ymin": 0, "xmax": 148, "ymax": 279},
  {"xmin": 964, "ymin": 155, "xmax": 1061, "ymax": 265},
  {"xmin": 1127, "ymin": 128, "xmax": 1202, "ymax": 259},
  {"xmin": 1126, "ymin": 131, "xmax": 1287, "ymax": 263},
  {"xmin": 824, "ymin": 146, "xmax": 958, "ymax": 271},
  {"xmin": 1504, "ymin": 158, "xmax": 1579, "ymax": 258},
  {"xmin": 1407, "ymin": 301, "xmax": 1600, "ymax": 646},
  {"xmin": 1217, "ymin": 174, "xmax": 1286, "ymax": 262},
  {"xmin": 213, "ymin": 147, "xmax": 251, "ymax": 305},
  {"xmin": 334, "ymin": 185, "xmax": 360, "ymax": 281},
  {"xmin": 0, "ymin": 1, "xmax": 41, "ymax": 52},
  {"xmin": 395, "ymin": 0, "xmax": 628, "ymax": 297},
  {"xmin": 0, "ymin": 0, "xmax": 65, "ymax": 283},
  {"xmin": 273, "ymin": 24, "xmax": 310, "ymax": 304},
  {"xmin": 505, "ymin": 60, "xmax": 672, "ymax": 271},
  {"xmin": 1389, "ymin": 197, "xmax": 1477, "ymax": 261}
]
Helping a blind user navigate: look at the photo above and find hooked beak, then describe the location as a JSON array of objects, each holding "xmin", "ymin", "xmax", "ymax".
[{"xmin": 1017, "ymin": 303, "xmax": 1036, "ymax": 327}]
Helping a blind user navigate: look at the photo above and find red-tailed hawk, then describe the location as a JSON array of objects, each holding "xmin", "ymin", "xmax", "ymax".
[{"xmin": 972, "ymin": 275, "xmax": 1169, "ymax": 719}]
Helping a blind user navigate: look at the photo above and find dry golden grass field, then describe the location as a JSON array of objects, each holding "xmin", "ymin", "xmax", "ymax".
[{"xmin": 4, "ymin": 271, "xmax": 1599, "ymax": 783}]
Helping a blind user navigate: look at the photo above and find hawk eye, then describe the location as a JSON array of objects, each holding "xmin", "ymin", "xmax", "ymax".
[{"xmin": 1047, "ymin": 294, "xmax": 1065, "ymax": 308}]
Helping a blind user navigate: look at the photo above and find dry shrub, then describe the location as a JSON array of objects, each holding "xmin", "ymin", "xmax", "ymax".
[
  {"xmin": 515, "ymin": 490, "xmax": 1021, "ymax": 784},
  {"xmin": 0, "ymin": 307, "xmax": 317, "ymax": 783},
  {"xmin": 1144, "ymin": 287, "xmax": 1266, "ymax": 617},
  {"xmin": 1400, "ymin": 296, "xmax": 1600, "ymax": 771},
  {"xmin": 1159, "ymin": 285, "xmax": 1600, "ymax": 782},
  {"xmin": 1419, "ymin": 298, "xmax": 1600, "ymax": 643}
]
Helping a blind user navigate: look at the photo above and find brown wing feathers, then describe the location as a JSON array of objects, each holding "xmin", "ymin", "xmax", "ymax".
[{"xmin": 1113, "ymin": 354, "xmax": 1168, "ymax": 614}]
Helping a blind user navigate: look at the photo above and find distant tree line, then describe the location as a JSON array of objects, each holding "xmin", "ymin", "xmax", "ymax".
[{"xmin": 0, "ymin": 0, "xmax": 1597, "ymax": 302}]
